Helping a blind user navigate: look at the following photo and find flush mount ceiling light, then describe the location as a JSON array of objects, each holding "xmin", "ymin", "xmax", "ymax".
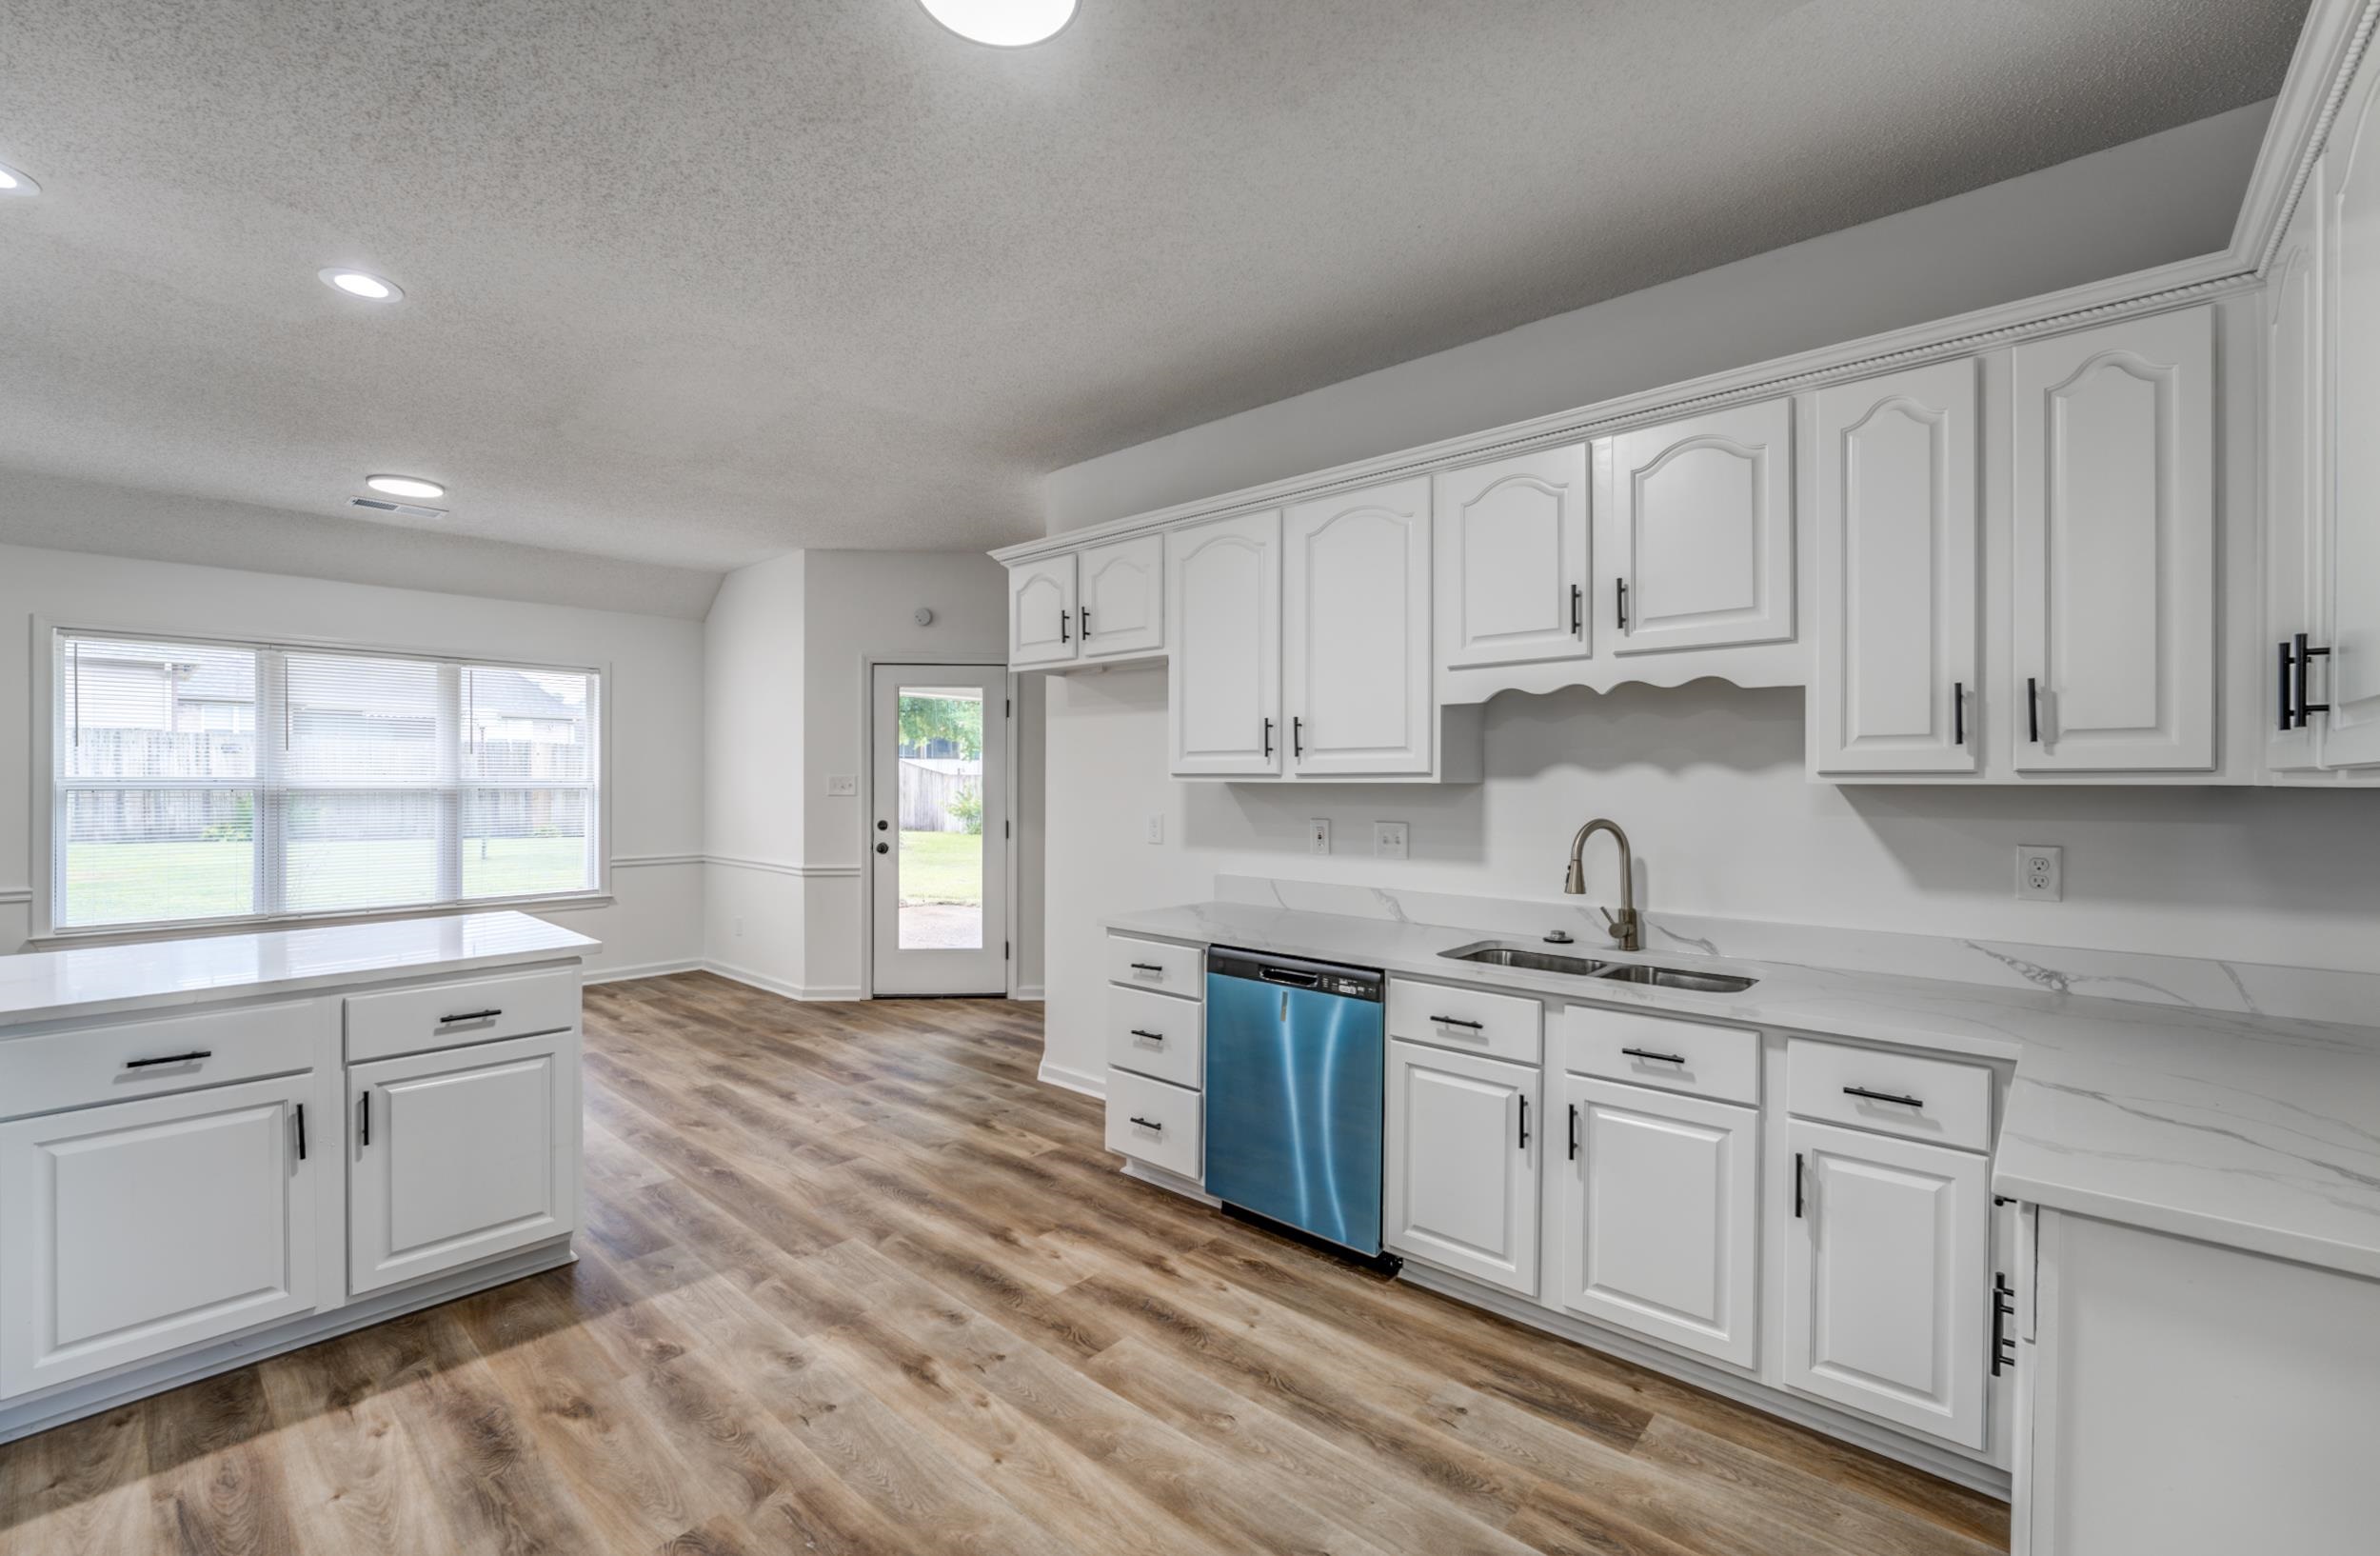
[
  {"xmin": 917, "ymin": 0, "xmax": 1077, "ymax": 47},
  {"xmin": 319, "ymin": 268, "xmax": 403, "ymax": 302},
  {"xmin": 364, "ymin": 473, "xmax": 446, "ymax": 500},
  {"xmin": 0, "ymin": 162, "xmax": 38, "ymax": 197}
]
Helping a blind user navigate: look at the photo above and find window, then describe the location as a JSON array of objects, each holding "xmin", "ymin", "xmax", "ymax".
[{"xmin": 48, "ymin": 628, "xmax": 602, "ymax": 933}]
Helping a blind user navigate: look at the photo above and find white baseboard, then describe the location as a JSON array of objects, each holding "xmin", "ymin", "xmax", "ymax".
[
  {"xmin": 1013, "ymin": 983, "xmax": 1046, "ymax": 1002},
  {"xmin": 1121, "ymin": 1157, "xmax": 1220, "ymax": 1206},
  {"xmin": 584, "ymin": 957, "xmax": 702, "ymax": 986},
  {"xmin": 702, "ymin": 959, "xmax": 867, "ymax": 1003},
  {"xmin": 1038, "ymin": 1058, "xmax": 1106, "ymax": 1098}
]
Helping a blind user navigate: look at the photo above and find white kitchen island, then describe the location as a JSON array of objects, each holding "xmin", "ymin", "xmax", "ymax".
[{"xmin": 0, "ymin": 910, "xmax": 592, "ymax": 1444}]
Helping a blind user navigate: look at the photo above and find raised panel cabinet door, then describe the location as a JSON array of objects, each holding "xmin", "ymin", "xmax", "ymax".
[
  {"xmin": 2328, "ymin": 53, "xmax": 2380, "ymax": 768},
  {"xmin": 1384, "ymin": 1039, "xmax": 1539, "ymax": 1296},
  {"xmin": 1783, "ymin": 1118, "xmax": 1989, "ymax": 1449},
  {"xmin": 1607, "ymin": 399, "xmax": 1795, "ymax": 654},
  {"xmin": 0, "ymin": 1073, "xmax": 318, "ymax": 1399},
  {"xmin": 1435, "ymin": 445, "xmax": 1591, "ymax": 669},
  {"xmin": 1557, "ymin": 1076, "xmax": 1758, "ymax": 1367},
  {"xmin": 1283, "ymin": 478, "xmax": 1433, "ymax": 776},
  {"xmin": 2269, "ymin": 168, "xmax": 2327, "ymax": 771},
  {"xmin": 1007, "ymin": 554, "xmax": 1079, "ymax": 668},
  {"xmin": 349, "ymin": 1030, "xmax": 580, "ymax": 1296},
  {"xmin": 2011, "ymin": 307, "xmax": 2215, "ymax": 771},
  {"xmin": 1079, "ymin": 533, "xmax": 1164, "ymax": 660},
  {"xmin": 1813, "ymin": 361, "xmax": 1980, "ymax": 774},
  {"xmin": 1167, "ymin": 510, "xmax": 1283, "ymax": 776}
]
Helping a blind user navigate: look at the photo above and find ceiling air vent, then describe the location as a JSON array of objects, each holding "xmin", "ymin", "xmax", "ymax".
[{"xmin": 348, "ymin": 495, "xmax": 448, "ymax": 521}]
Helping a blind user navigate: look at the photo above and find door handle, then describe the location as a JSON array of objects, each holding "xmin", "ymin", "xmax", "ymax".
[
  {"xmin": 1261, "ymin": 718, "xmax": 1274, "ymax": 758},
  {"xmin": 1060, "ymin": 608, "xmax": 1070, "ymax": 644},
  {"xmin": 358, "ymin": 1091, "xmax": 370, "ymax": 1147},
  {"xmin": 1571, "ymin": 583, "xmax": 1583, "ymax": 636},
  {"xmin": 876, "ymin": 842, "xmax": 890, "ymax": 854},
  {"xmin": 1292, "ymin": 716, "xmax": 1304, "ymax": 759},
  {"xmin": 1567, "ymin": 1102, "xmax": 1579, "ymax": 1161},
  {"xmin": 2027, "ymin": 676, "xmax": 2041, "ymax": 744},
  {"xmin": 1953, "ymin": 680, "xmax": 1965, "ymax": 747},
  {"xmin": 294, "ymin": 1102, "xmax": 307, "ymax": 1162},
  {"xmin": 1616, "ymin": 577, "xmax": 1630, "ymax": 632},
  {"xmin": 1794, "ymin": 1151, "xmax": 1805, "ymax": 1218},
  {"xmin": 1128, "ymin": 1028, "xmax": 1165, "ymax": 1044},
  {"xmin": 1431, "ymin": 1015, "xmax": 1484, "ymax": 1030},
  {"xmin": 2280, "ymin": 639, "xmax": 2298, "ymax": 731},
  {"xmin": 438, "ymin": 1008, "xmax": 502, "ymax": 1025},
  {"xmin": 1080, "ymin": 606, "xmax": 1091, "ymax": 640},
  {"xmin": 1619, "ymin": 1047, "xmax": 1684, "ymax": 1065},
  {"xmin": 1517, "ymin": 1094, "xmax": 1531, "ymax": 1150},
  {"xmin": 2293, "ymin": 631, "xmax": 2332, "ymax": 728}
]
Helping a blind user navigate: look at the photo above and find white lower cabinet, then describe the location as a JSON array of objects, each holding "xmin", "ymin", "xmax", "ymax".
[
  {"xmin": 1556, "ymin": 1074, "xmax": 1758, "ymax": 1367},
  {"xmin": 0, "ymin": 1073, "xmax": 319, "ymax": 1398},
  {"xmin": 1385, "ymin": 1039, "xmax": 1539, "ymax": 1296},
  {"xmin": 349, "ymin": 1031, "xmax": 580, "ymax": 1297},
  {"xmin": 1783, "ymin": 1117, "xmax": 1990, "ymax": 1449}
]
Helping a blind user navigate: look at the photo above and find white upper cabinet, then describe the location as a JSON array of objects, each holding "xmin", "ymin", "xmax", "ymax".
[
  {"xmin": 1812, "ymin": 362, "xmax": 1980, "ymax": 775},
  {"xmin": 2326, "ymin": 52, "xmax": 2380, "ymax": 768},
  {"xmin": 1283, "ymin": 478, "xmax": 1433, "ymax": 777},
  {"xmin": 1783, "ymin": 1118, "xmax": 1989, "ymax": 1449},
  {"xmin": 2011, "ymin": 307, "xmax": 2215, "ymax": 771},
  {"xmin": 1079, "ymin": 533, "xmax": 1165, "ymax": 661},
  {"xmin": 2267, "ymin": 164, "xmax": 2328, "ymax": 771},
  {"xmin": 1385, "ymin": 1039, "xmax": 1540, "ymax": 1297},
  {"xmin": 1008, "ymin": 554, "xmax": 1079, "ymax": 668},
  {"xmin": 1435, "ymin": 446, "xmax": 1591, "ymax": 669},
  {"xmin": 1168, "ymin": 510, "xmax": 1282, "ymax": 777},
  {"xmin": 1606, "ymin": 399, "xmax": 1795, "ymax": 655}
]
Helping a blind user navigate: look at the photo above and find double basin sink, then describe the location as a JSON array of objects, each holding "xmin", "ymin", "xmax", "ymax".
[{"xmin": 1438, "ymin": 940, "xmax": 1757, "ymax": 994}]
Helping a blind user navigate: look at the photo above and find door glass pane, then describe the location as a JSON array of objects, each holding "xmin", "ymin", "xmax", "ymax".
[{"xmin": 895, "ymin": 686, "xmax": 984, "ymax": 949}]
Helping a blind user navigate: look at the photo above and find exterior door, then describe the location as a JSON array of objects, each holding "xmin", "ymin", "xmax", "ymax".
[
  {"xmin": 2328, "ymin": 52, "xmax": 2380, "ymax": 767},
  {"xmin": 1283, "ymin": 478, "xmax": 1433, "ymax": 776},
  {"xmin": 1812, "ymin": 361, "xmax": 1980, "ymax": 774},
  {"xmin": 1167, "ymin": 510, "xmax": 1282, "ymax": 776},
  {"xmin": 1007, "ymin": 555, "xmax": 1078, "ymax": 668},
  {"xmin": 871, "ymin": 664, "xmax": 1011, "ymax": 996},
  {"xmin": 1606, "ymin": 399, "xmax": 1795, "ymax": 654},
  {"xmin": 2010, "ymin": 308, "xmax": 2215, "ymax": 771},
  {"xmin": 349, "ymin": 1031, "xmax": 578, "ymax": 1295},
  {"xmin": 1558, "ymin": 1075, "xmax": 1759, "ymax": 1367},
  {"xmin": 1436, "ymin": 445, "xmax": 1592, "ymax": 669},
  {"xmin": 1384, "ymin": 1039, "xmax": 1539, "ymax": 1296},
  {"xmin": 1, "ymin": 1074, "xmax": 319, "ymax": 1398},
  {"xmin": 1783, "ymin": 1118, "xmax": 1989, "ymax": 1448},
  {"xmin": 1080, "ymin": 534, "xmax": 1165, "ymax": 660}
]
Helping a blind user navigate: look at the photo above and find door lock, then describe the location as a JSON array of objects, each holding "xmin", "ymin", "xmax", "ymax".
[{"xmin": 875, "ymin": 842, "xmax": 889, "ymax": 854}]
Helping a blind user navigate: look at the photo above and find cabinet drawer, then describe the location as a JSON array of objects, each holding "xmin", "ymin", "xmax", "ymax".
[
  {"xmin": 1564, "ymin": 1006, "xmax": 1760, "ymax": 1107},
  {"xmin": 1107, "ymin": 985, "xmax": 1204, "ymax": 1089},
  {"xmin": 1106, "ymin": 936, "xmax": 1204, "ymax": 1000},
  {"xmin": 1104, "ymin": 1069, "xmax": 1202, "ymax": 1182},
  {"xmin": 1786, "ymin": 1038, "xmax": 1993, "ymax": 1152},
  {"xmin": 344, "ymin": 968, "xmax": 580, "ymax": 1064},
  {"xmin": 0, "ymin": 999, "xmax": 328, "ymax": 1120},
  {"xmin": 1386, "ymin": 979, "xmax": 1541, "ymax": 1066}
]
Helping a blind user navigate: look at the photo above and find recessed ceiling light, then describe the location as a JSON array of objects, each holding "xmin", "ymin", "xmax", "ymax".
[
  {"xmin": 0, "ymin": 163, "xmax": 38, "ymax": 197},
  {"xmin": 365, "ymin": 474, "xmax": 446, "ymax": 500},
  {"xmin": 917, "ymin": 0, "xmax": 1077, "ymax": 47},
  {"xmin": 320, "ymin": 268, "xmax": 402, "ymax": 302}
]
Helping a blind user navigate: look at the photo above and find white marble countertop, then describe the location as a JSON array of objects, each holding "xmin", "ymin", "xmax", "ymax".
[
  {"xmin": 0, "ymin": 911, "xmax": 600, "ymax": 1030},
  {"xmin": 1110, "ymin": 900, "xmax": 2380, "ymax": 1283}
]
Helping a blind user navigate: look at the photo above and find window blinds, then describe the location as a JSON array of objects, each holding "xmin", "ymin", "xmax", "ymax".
[{"xmin": 52, "ymin": 629, "xmax": 601, "ymax": 931}]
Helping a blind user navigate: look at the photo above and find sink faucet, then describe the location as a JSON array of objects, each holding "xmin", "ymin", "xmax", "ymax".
[{"xmin": 1564, "ymin": 818, "xmax": 1641, "ymax": 951}]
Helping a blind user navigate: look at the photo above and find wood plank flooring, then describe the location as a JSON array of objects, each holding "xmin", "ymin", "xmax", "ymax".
[{"xmin": 0, "ymin": 972, "xmax": 2010, "ymax": 1555}]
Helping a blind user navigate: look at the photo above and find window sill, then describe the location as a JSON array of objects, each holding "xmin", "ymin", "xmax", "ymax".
[{"xmin": 29, "ymin": 891, "xmax": 618, "ymax": 951}]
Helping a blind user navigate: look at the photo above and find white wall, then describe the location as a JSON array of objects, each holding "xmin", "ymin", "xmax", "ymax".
[
  {"xmin": 0, "ymin": 541, "xmax": 704, "ymax": 978},
  {"xmin": 702, "ymin": 549, "xmax": 809, "ymax": 992}
]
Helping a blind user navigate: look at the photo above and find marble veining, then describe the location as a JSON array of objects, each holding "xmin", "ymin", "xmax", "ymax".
[{"xmin": 1118, "ymin": 893, "xmax": 2380, "ymax": 1282}]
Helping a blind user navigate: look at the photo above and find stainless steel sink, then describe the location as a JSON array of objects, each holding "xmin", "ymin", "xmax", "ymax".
[{"xmin": 1438, "ymin": 940, "xmax": 1757, "ymax": 992}]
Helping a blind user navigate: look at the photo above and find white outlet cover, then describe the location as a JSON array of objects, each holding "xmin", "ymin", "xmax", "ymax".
[
  {"xmin": 2016, "ymin": 843, "xmax": 2064, "ymax": 902},
  {"xmin": 1374, "ymin": 821, "xmax": 1410, "ymax": 861},
  {"xmin": 1145, "ymin": 813, "xmax": 1165, "ymax": 845},
  {"xmin": 825, "ymin": 774, "xmax": 858, "ymax": 796},
  {"xmin": 1309, "ymin": 818, "xmax": 1332, "ymax": 855}
]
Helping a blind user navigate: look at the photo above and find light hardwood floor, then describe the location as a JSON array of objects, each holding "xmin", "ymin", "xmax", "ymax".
[{"xmin": 0, "ymin": 972, "xmax": 2010, "ymax": 1555}]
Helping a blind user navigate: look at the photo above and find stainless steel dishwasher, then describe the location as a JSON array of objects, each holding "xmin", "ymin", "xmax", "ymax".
[{"xmin": 1202, "ymin": 946, "xmax": 1388, "ymax": 1259}]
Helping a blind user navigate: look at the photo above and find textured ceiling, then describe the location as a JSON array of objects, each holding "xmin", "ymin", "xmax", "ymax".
[{"xmin": 0, "ymin": 0, "xmax": 2310, "ymax": 592}]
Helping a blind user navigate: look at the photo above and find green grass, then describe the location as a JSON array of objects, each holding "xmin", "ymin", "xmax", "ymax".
[
  {"xmin": 897, "ymin": 829, "xmax": 983, "ymax": 906},
  {"xmin": 62, "ymin": 838, "xmax": 591, "ymax": 927}
]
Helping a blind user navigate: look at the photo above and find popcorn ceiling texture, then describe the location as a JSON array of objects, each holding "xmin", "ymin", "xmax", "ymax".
[{"xmin": 0, "ymin": 0, "xmax": 2308, "ymax": 595}]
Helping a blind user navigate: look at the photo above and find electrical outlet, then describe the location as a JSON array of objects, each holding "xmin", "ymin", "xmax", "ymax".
[
  {"xmin": 2016, "ymin": 844, "xmax": 2064, "ymax": 902},
  {"xmin": 1309, "ymin": 819, "xmax": 1332, "ymax": 855},
  {"xmin": 1374, "ymin": 821, "xmax": 1409, "ymax": 861},
  {"xmin": 1145, "ymin": 813, "xmax": 1164, "ymax": 845},
  {"xmin": 825, "ymin": 774, "xmax": 858, "ymax": 797},
  {"xmin": 733, "ymin": 916, "xmax": 744, "ymax": 939}
]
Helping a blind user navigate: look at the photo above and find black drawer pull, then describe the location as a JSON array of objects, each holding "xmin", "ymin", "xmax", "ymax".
[
  {"xmin": 1432, "ymin": 1015, "xmax": 1485, "ymax": 1030},
  {"xmin": 294, "ymin": 1102, "xmax": 307, "ymax": 1162},
  {"xmin": 1620, "ymin": 1047, "xmax": 1685, "ymax": 1065},
  {"xmin": 1517, "ymin": 1094, "xmax": 1530, "ymax": 1150},
  {"xmin": 1991, "ymin": 1272, "xmax": 2018, "ymax": 1376},
  {"xmin": 1953, "ymin": 680, "xmax": 1965, "ymax": 747},
  {"xmin": 439, "ymin": 1008, "xmax": 503, "ymax": 1025},
  {"xmin": 1128, "ymin": 1028, "xmax": 1165, "ymax": 1043},
  {"xmin": 1128, "ymin": 1115, "xmax": 1163, "ymax": 1132},
  {"xmin": 126, "ymin": 1049, "xmax": 211, "ymax": 1069},
  {"xmin": 1844, "ymin": 1085, "xmax": 1924, "ymax": 1109},
  {"xmin": 1128, "ymin": 962, "xmax": 1164, "ymax": 973},
  {"xmin": 358, "ymin": 1091, "xmax": 370, "ymax": 1147}
]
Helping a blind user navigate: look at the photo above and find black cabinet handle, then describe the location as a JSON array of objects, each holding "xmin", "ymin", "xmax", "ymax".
[
  {"xmin": 294, "ymin": 1102, "xmax": 307, "ymax": 1162},
  {"xmin": 2027, "ymin": 676, "xmax": 2041, "ymax": 744},
  {"xmin": 2278, "ymin": 639, "xmax": 2298, "ymax": 732},
  {"xmin": 2293, "ymin": 631, "xmax": 2332, "ymax": 728},
  {"xmin": 1517, "ymin": 1094, "xmax": 1531, "ymax": 1150},
  {"xmin": 1991, "ymin": 1272, "xmax": 2018, "ymax": 1376},
  {"xmin": 1794, "ymin": 1151, "xmax": 1806, "ymax": 1218},
  {"xmin": 1953, "ymin": 680, "xmax": 1965, "ymax": 747},
  {"xmin": 1262, "ymin": 717, "xmax": 1274, "ymax": 758},
  {"xmin": 1128, "ymin": 1115, "xmax": 1162, "ymax": 1132},
  {"xmin": 1129, "ymin": 962, "xmax": 1165, "ymax": 973},
  {"xmin": 1292, "ymin": 716, "xmax": 1304, "ymax": 758},
  {"xmin": 1060, "ymin": 608, "xmax": 1070, "ymax": 644},
  {"xmin": 1567, "ymin": 1102, "xmax": 1580, "ymax": 1161},
  {"xmin": 1432, "ymin": 1015, "xmax": 1485, "ymax": 1030},
  {"xmin": 439, "ymin": 1008, "xmax": 502, "ymax": 1025},
  {"xmin": 1080, "ymin": 606, "xmax": 1091, "ymax": 639},
  {"xmin": 1616, "ymin": 577, "xmax": 1630, "ymax": 631},
  {"xmin": 1844, "ymin": 1085, "xmax": 1924, "ymax": 1109},
  {"xmin": 358, "ymin": 1091, "xmax": 370, "ymax": 1147},
  {"xmin": 1620, "ymin": 1047, "xmax": 1684, "ymax": 1065},
  {"xmin": 1571, "ymin": 584, "xmax": 1583, "ymax": 636},
  {"xmin": 1128, "ymin": 1028, "xmax": 1165, "ymax": 1044},
  {"xmin": 125, "ymin": 1049, "xmax": 210, "ymax": 1069}
]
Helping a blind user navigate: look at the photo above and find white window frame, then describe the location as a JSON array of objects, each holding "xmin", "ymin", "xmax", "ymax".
[{"xmin": 30, "ymin": 616, "xmax": 611, "ymax": 943}]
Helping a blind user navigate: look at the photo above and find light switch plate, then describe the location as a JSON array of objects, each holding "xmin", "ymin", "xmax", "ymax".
[
  {"xmin": 1374, "ymin": 822, "xmax": 1409, "ymax": 861},
  {"xmin": 825, "ymin": 774, "xmax": 858, "ymax": 797},
  {"xmin": 1309, "ymin": 819, "xmax": 1331, "ymax": 856},
  {"xmin": 2016, "ymin": 844, "xmax": 2063, "ymax": 902}
]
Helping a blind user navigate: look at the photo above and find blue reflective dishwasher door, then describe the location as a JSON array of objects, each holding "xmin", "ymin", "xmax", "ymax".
[{"xmin": 1201, "ymin": 955, "xmax": 1385, "ymax": 1256}]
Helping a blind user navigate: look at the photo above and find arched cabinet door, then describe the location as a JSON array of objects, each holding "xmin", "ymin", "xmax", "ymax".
[
  {"xmin": 1436, "ymin": 445, "xmax": 1591, "ymax": 670},
  {"xmin": 1605, "ymin": 399, "xmax": 1795, "ymax": 656},
  {"xmin": 1283, "ymin": 478, "xmax": 1433, "ymax": 777},
  {"xmin": 1079, "ymin": 534, "xmax": 1164, "ymax": 660},
  {"xmin": 1166, "ymin": 510, "xmax": 1281, "ymax": 776},
  {"xmin": 1007, "ymin": 554, "xmax": 1078, "ymax": 668}
]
